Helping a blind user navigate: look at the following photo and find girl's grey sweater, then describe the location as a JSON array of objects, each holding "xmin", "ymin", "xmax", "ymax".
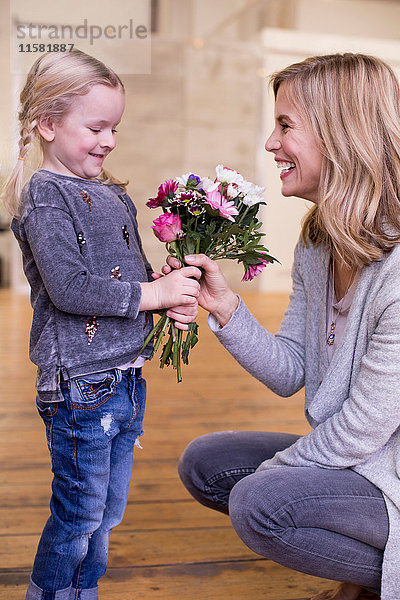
[
  {"xmin": 211, "ymin": 238, "xmax": 400, "ymax": 600},
  {"xmin": 11, "ymin": 170, "xmax": 154, "ymax": 402}
]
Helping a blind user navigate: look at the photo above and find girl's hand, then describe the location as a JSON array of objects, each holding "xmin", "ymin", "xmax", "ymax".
[
  {"xmin": 149, "ymin": 271, "xmax": 199, "ymax": 331},
  {"xmin": 165, "ymin": 254, "xmax": 239, "ymax": 327},
  {"xmin": 140, "ymin": 266, "xmax": 200, "ymax": 313},
  {"xmin": 166, "ymin": 301, "xmax": 199, "ymax": 331}
]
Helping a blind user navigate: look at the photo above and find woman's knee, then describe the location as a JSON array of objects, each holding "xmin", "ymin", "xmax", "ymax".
[
  {"xmin": 178, "ymin": 432, "xmax": 252, "ymax": 513},
  {"xmin": 178, "ymin": 433, "xmax": 213, "ymax": 489},
  {"xmin": 179, "ymin": 431, "xmax": 241, "ymax": 486},
  {"xmin": 228, "ymin": 469, "xmax": 296, "ymax": 557},
  {"xmin": 178, "ymin": 433, "xmax": 224, "ymax": 510},
  {"xmin": 229, "ymin": 472, "xmax": 266, "ymax": 551}
]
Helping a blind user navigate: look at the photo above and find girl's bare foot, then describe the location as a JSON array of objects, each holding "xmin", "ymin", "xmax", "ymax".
[{"xmin": 310, "ymin": 582, "xmax": 380, "ymax": 600}]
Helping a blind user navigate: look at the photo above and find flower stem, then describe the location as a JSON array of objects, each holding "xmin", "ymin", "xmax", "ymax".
[
  {"xmin": 173, "ymin": 327, "xmax": 183, "ymax": 382},
  {"xmin": 237, "ymin": 206, "xmax": 249, "ymax": 225},
  {"xmin": 160, "ymin": 325, "xmax": 174, "ymax": 368}
]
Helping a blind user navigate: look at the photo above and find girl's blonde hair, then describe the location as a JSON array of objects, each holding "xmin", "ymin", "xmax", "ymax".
[
  {"xmin": 3, "ymin": 48, "xmax": 127, "ymax": 216},
  {"xmin": 270, "ymin": 53, "xmax": 400, "ymax": 267}
]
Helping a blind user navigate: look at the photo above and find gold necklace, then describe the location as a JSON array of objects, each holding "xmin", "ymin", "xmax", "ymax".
[{"xmin": 326, "ymin": 260, "xmax": 356, "ymax": 346}]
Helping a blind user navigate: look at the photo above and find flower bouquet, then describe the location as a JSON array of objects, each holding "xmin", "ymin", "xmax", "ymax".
[{"xmin": 143, "ymin": 164, "xmax": 278, "ymax": 382}]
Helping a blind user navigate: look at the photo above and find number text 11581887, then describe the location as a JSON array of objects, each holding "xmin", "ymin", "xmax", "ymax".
[{"xmin": 18, "ymin": 44, "xmax": 75, "ymax": 53}]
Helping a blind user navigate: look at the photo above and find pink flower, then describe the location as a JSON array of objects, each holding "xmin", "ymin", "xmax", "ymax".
[
  {"xmin": 147, "ymin": 179, "xmax": 178, "ymax": 208},
  {"xmin": 206, "ymin": 190, "xmax": 239, "ymax": 222},
  {"xmin": 152, "ymin": 213, "xmax": 182, "ymax": 242},
  {"xmin": 146, "ymin": 195, "xmax": 164, "ymax": 208},
  {"xmin": 159, "ymin": 179, "xmax": 178, "ymax": 198},
  {"xmin": 242, "ymin": 258, "xmax": 269, "ymax": 281}
]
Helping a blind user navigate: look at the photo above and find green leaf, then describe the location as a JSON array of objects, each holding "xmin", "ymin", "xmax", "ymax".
[
  {"xmin": 160, "ymin": 329, "xmax": 174, "ymax": 368},
  {"xmin": 183, "ymin": 237, "xmax": 197, "ymax": 255},
  {"xmin": 182, "ymin": 322, "xmax": 199, "ymax": 364}
]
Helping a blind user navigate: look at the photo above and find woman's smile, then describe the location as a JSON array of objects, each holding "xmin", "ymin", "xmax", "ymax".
[
  {"xmin": 265, "ymin": 83, "xmax": 323, "ymax": 204},
  {"xmin": 276, "ymin": 159, "xmax": 296, "ymax": 179}
]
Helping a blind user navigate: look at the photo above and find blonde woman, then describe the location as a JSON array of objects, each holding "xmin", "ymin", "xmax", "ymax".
[{"xmin": 171, "ymin": 54, "xmax": 400, "ymax": 600}]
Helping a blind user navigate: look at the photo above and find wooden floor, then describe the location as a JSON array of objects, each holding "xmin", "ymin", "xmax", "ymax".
[{"xmin": 0, "ymin": 289, "xmax": 335, "ymax": 599}]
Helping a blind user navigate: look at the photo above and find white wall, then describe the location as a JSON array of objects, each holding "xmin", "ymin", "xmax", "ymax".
[
  {"xmin": 4, "ymin": 0, "xmax": 400, "ymax": 293},
  {"xmin": 296, "ymin": 0, "xmax": 400, "ymax": 40},
  {"xmin": 0, "ymin": 1, "xmax": 12, "ymax": 178}
]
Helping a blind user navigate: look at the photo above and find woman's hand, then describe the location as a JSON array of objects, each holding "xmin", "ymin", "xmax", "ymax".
[{"xmin": 164, "ymin": 254, "xmax": 239, "ymax": 327}]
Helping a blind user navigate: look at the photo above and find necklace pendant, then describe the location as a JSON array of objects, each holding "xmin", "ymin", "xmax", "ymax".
[{"xmin": 327, "ymin": 321, "xmax": 336, "ymax": 345}]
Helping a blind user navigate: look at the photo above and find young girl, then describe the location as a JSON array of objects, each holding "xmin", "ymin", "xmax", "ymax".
[{"xmin": 4, "ymin": 49, "xmax": 200, "ymax": 600}]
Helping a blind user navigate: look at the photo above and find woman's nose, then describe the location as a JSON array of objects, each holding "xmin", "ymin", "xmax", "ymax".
[{"xmin": 265, "ymin": 130, "xmax": 280, "ymax": 153}]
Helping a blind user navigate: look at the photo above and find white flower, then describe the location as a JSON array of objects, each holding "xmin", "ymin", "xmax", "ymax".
[
  {"xmin": 200, "ymin": 177, "xmax": 217, "ymax": 192},
  {"xmin": 215, "ymin": 164, "xmax": 244, "ymax": 186},
  {"xmin": 242, "ymin": 193, "xmax": 263, "ymax": 207},
  {"xmin": 238, "ymin": 180, "xmax": 265, "ymax": 196},
  {"xmin": 226, "ymin": 183, "xmax": 240, "ymax": 199},
  {"xmin": 239, "ymin": 181, "xmax": 265, "ymax": 206},
  {"xmin": 176, "ymin": 172, "xmax": 192, "ymax": 187}
]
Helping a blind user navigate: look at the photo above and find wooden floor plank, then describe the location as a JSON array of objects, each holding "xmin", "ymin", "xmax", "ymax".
[
  {"xmin": 0, "ymin": 500, "xmax": 229, "ymax": 536},
  {"xmin": 0, "ymin": 479, "xmax": 194, "ymax": 507},
  {"xmin": 1, "ymin": 527, "xmax": 256, "ymax": 570},
  {"xmin": 0, "ymin": 562, "xmax": 335, "ymax": 600},
  {"xmin": 0, "ymin": 289, "xmax": 334, "ymax": 599}
]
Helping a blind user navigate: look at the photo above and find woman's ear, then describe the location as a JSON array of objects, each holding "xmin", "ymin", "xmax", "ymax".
[{"xmin": 37, "ymin": 116, "xmax": 56, "ymax": 142}]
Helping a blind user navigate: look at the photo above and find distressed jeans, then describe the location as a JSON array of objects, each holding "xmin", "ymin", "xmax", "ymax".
[
  {"xmin": 178, "ymin": 431, "xmax": 389, "ymax": 593},
  {"xmin": 26, "ymin": 368, "xmax": 146, "ymax": 600}
]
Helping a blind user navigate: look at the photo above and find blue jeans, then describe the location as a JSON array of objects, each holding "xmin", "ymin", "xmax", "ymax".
[
  {"xmin": 26, "ymin": 368, "xmax": 146, "ymax": 600},
  {"xmin": 178, "ymin": 431, "xmax": 389, "ymax": 594}
]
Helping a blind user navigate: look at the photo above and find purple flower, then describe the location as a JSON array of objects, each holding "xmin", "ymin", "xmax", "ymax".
[
  {"xmin": 186, "ymin": 174, "xmax": 201, "ymax": 188},
  {"xmin": 188, "ymin": 203, "xmax": 205, "ymax": 216},
  {"xmin": 177, "ymin": 191, "xmax": 195, "ymax": 205}
]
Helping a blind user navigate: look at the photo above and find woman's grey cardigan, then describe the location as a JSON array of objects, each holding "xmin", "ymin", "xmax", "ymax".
[{"xmin": 211, "ymin": 238, "xmax": 400, "ymax": 600}]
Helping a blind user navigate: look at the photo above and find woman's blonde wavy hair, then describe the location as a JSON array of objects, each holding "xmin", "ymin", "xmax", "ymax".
[
  {"xmin": 271, "ymin": 53, "xmax": 400, "ymax": 267},
  {"xmin": 3, "ymin": 48, "xmax": 127, "ymax": 217}
]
